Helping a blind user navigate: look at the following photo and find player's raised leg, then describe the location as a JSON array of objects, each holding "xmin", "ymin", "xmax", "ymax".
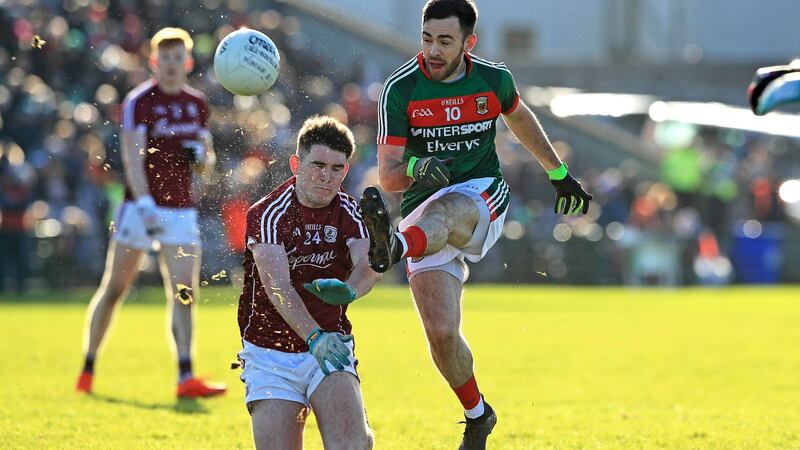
[
  {"xmin": 360, "ymin": 189, "xmax": 478, "ymax": 272},
  {"xmin": 249, "ymin": 399, "xmax": 306, "ymax": 450},
  {"xmin": 311, "ymin": 372, "xmax": 373, "ymax": 450},
  {"xmin": 76, "ymin": 240, "xmax": 144, "ymax": 393},
  {"xmin": 159, "ymin": 242, "xmax": 226, "ymax": 398}
]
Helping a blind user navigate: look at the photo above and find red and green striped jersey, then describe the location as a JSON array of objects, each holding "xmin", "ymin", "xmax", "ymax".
[{"xmin": 378, "ymin": 52, "xmax": 519, "ymax": 217}]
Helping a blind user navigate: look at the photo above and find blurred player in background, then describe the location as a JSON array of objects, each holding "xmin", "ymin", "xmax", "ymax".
[
  {"xmin": 237, "ymin": 116, "xmax": 380, "ymax": 449},
  {"xmin": 748, "ymin": 59, "xmax": 800, "ymax": 115},
  {"xmin": 75, "ymin": 27, "xmax": 225, "ymax": 398},
  {"xmin": 358, "ymin": 0, "xmax": 592, "ymax": 448}
]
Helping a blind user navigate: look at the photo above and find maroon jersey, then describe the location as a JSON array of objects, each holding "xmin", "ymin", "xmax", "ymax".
[
  {"xmin": 238, "ymin": 177, "xmax": 368, "ymax": 352},
  {"xmin": 121, "ymin": 79, "xmax": 209, "ymax": 208}
]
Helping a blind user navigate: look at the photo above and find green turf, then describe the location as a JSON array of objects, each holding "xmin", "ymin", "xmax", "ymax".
[{"xmin": 1, "ymin": 285, "xmax": 800, "ymax": 449}]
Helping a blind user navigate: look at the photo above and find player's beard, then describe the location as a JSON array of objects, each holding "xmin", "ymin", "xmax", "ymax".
[{"xmin": 427, "ymin": 44, "xmax": 465, "ymax": 81}]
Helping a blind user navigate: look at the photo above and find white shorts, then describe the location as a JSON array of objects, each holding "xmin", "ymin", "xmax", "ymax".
[
  {"xmin": 238, "ymin": 339, "xmax": 359, "ymax": 410},
  {"xmin": 399, "ymin": 177, "xmax": 509, "ymax": 283},
  {"xmin": 112, "ymin": 201, "xmax": 201, "ymax": 250}
]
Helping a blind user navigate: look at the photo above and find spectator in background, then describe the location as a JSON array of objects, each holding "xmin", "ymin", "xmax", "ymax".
[
  {"xmin": 0, "ymin": 157, "xmax": 35, "ymax": 293},
  {"xmin": 661, "ymin": 140, "xmax": 704, "ymax": 210}
]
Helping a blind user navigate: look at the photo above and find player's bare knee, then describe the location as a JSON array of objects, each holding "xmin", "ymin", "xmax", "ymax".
[
  {"xmin": 103, "ymin": 283, "xmax": 129, "ymax": 303},
  {"xmin": 342, "ymin": 428, "xmax": 372, "ymax": 450},
  {"xmin": 422, "ymin": 197, "xmax": 451, "ymax": 222},
  {"xmin": 362, "ymin": 429, "xmax": 375, "ymax": 450},
  {"xmin": 425, "ymin": 323, "xmax": 460, "ymax": 350}
]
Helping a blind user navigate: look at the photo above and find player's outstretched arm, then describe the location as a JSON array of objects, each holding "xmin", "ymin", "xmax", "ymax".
[
  {"xmin": 304, "ymin": 239, "xmax": 382, "ymax": 306},
  {"xmin": 251, "ymin": 242, "xmax": 323, "ymax": 340},
  {"xmin": 251, "ymin": 242, "xmax": 353, "ymax": 374},
  {"xmin": 501, "ymin": 100, "xmax": 562, "ymax": 172},
  {"xmin": 502, "ymin": 100, "xmax": 592, "ymax": 215},
  {"xmin": 345, "ymin": 238, "xmax": 383, "ymax": 298}
]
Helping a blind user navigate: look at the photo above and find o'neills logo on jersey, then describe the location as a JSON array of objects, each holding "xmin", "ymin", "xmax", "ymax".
[
  {"xmin": 152, "ymin": 118, "xmax": 202, "ymax": 138},
  {"xmin": 412, "ymin": 108, "xmax": 434, "ymax": 118},
  {"xmin": 288, "ymin": 250, "xmax": 336, "ymax": 270},
  {"xmin": 441, "ymin": 97, "xmax": 465, "ymax": 106}
]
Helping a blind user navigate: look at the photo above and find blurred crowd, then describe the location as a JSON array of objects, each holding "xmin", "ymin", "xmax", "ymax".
[
  {"xmin": 2, "ymin": 1, "xmax": 800, "ymax": 293},
  {"xmin": 488, "ymin": 123, "xmax": 800, "ymax": 286},
  {"xmin": 0, "ymin": 0, "xmax": 382, "ymax": 293}
]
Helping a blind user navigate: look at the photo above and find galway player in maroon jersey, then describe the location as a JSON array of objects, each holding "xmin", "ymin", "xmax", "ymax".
[
  {"xmin": 75, "ymin": 28, "xmax": 225, "ymax": 398},
  {"xmin": 238, "ymin": 116, "xmax": 381, "ymax": 449}
]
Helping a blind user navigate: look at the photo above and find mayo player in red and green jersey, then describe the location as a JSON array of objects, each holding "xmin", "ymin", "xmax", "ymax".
[{"xmin": 359, "ymin": 1, "xmax": 593, "ymax": 448}]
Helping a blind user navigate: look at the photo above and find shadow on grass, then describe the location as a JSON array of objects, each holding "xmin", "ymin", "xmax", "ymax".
[{"xmin": 90, "ymin": 393, "xmax": 210, "ymax": 414}]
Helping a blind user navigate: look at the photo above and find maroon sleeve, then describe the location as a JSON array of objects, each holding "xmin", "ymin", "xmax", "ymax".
[
  {"xmin": 338, "ymin": 193, "xmax": 368, "ymax": 246},
  {"xmin": 245, "ymin": 192, "xmax": 293, "ymax": 248},
  {"xmin": 122, "ymin": 95, "xmax": 148, "ymax": 132}
]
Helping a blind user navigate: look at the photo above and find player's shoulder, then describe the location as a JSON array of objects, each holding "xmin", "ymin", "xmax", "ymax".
[
  {"xmin": 122, "ymin": 79, "xmax": 158, "ymax": 106},
  {"xmin": 383, "ymin": 54, "xmax": 422, "ymax": 94},
  {"xmin": 181, "ymin": 84, "xmax": 208, "ymax": 103},
  {"xmin": 335, "ymin": 190, "xmax": 365, "ymax": 224},
  {"xmin": 248, "ymin": 178, "xmax": 296, "ymax": 218},
  {"xmin": 469, "ymin": 53, "xmax": 513, "ymax": 78},
  {"xmin": 335, "ymin": 190, "xmax": 359, "ymax": 210}
]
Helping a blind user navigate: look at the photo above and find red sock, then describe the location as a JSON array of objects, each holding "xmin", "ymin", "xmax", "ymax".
[
  {"xmin": 400, "ymin": 226, "xmax": 427, "ymax": 258},
  {"xmin": 452, "ymin": 375, "xmax": 481, "ymax": 410}
]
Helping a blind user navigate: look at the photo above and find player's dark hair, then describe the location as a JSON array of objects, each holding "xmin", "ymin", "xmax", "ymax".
[
  {"xmin": 297, "ymin": 115, "xmax": 355, "ymax": 159},
  {"xmin": 422, "ymin": 0, "xmax": 478, "ymax": 38}
]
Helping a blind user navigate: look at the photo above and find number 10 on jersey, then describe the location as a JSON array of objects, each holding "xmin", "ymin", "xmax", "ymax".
[{"xmin": 445, "ymin": 106, "xmax": 461, "ymax": 122}]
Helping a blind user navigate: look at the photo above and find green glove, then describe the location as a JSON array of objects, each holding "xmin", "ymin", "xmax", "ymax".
[
  {"xmin": 407, "ymin": 156, "xmax": 454, "ymax": 189},
  {"xmin": 304, "ymin": 278, "xmax": 357, "ymax": 305},
  {"xmin": 305, "ymin": 328, "xmax": 353, "ymax": 376},
  {"xmin": 548, "ymin": 164, "xmax": 593, "ymax": 215}
]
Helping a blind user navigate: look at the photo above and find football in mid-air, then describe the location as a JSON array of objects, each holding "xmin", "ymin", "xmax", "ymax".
[{"xmin": 214, "ymin": 28, "xmax": 280, "ymax": 96}]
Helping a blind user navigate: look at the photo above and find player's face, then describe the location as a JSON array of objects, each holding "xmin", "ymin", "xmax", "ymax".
[
  {"xmin": 422, "ymin": 17, "xmax": 469, "ymax": 81},
  {"xmin": 292, "ymin": 144, "xmax": 349, "ymax": 208},
  {"xmin": 153, "ymin": 43, "xmax": 190, "ymax": 87}
]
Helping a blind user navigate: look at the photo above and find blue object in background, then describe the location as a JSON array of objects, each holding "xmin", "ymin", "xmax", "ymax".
[{"xmin": 732, "ymin": 222, "xmax": 784, "ymax": 283}]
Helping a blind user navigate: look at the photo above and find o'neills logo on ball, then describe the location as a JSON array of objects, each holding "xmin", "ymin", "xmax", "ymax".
[
  {"xmin": 288, "ymin": 250, "xmax": 336, "ymax": 269},
  {"xmin": 248, "ymin": 34, "xmax": 277, "ymax": 57},
  {"xmin": 475, "ymin": 96, "xmax": 488, "ymax": 115}
]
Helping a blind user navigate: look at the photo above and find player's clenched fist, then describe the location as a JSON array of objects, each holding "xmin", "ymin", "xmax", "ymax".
[
  {"xmin": 408, "ymin": 156, "xmax": 454, "ymax": 189},
  {"xmin": 305, "ymin": 329, "xmax": 353, "ymax": 375}
]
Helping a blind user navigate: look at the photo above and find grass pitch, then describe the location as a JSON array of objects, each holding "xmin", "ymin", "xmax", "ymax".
[{"xmin": 1, "ymin": 285, "xmax": 799, "ymax": 449}]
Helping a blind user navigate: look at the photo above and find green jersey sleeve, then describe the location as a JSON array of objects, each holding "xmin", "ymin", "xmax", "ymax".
[
  {"xmin": 498, "ymin": 65, "xmax": 521, "ymax": 114},
  {"xmin": 377, "ymin": 78, "xmax": 410, "ymax": 146}
]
